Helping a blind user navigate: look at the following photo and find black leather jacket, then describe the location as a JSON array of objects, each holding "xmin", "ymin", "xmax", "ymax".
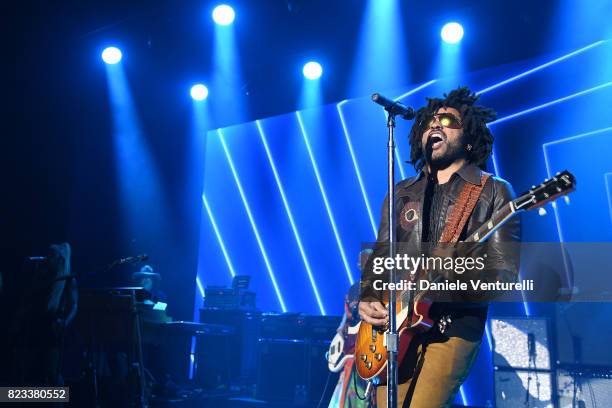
[{"xmin": 360, "ymin": 163, "xmax": 521, "ymax": 339}]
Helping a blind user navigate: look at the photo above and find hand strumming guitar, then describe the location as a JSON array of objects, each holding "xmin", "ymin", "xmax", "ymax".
[{"xmin": 358, "ymin": 301, "xmax": 389, "ymax": 326}]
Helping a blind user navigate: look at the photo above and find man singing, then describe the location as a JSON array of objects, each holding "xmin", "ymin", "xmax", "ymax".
[{"xmin": 359, "ymin": 87, "xmax": 521, "ymax": 407}]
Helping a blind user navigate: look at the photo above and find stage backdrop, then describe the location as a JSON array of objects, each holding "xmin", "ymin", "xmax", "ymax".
[{"xmin": 195, "ymin": 39, "xmax": 612, "ymax": 405}]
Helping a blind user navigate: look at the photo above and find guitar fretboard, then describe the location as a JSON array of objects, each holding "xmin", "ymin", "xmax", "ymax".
[{"xmin": 465, "ymin": 202, "xmax": 514, "ymax": 243}]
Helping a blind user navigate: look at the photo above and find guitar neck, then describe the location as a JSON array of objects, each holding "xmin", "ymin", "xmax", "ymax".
[{"xmin": 465, "ymin": 202, "xmax": 516, "ymax": 244}]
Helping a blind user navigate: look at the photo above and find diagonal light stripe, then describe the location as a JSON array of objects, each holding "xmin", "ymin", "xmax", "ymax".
[
  {"xmin": 218, "ymin": 129, "xmax": 288, "ymax": 312},
  {"xmin": 296, "ymin": 111, "xmax": 354, "ymax": 285},
  {"xmin": 490, "ymin": 147, "xmax": 529, "ymax": 316},
  {"xmin": 542, "ymin": 145, "xmax": 572, "ymax": 295},
  {"xmin": 377, "ymin": 80, "xmax": 438, "ymax": 180},
  {"xmin": 394, "ymin": 145, "xmax": 407, "ymax": 179},
  {"xmin": 605, "ymin": 173, "xmax": 612, "ymax": 225},
  {"xmin": 256, "ymin": 120, "xmax": 327, "ymax": 315},
  {"xmin": 480, "ymin": 41, "xmax": 608, "ymax": 180},
  {"xmin": 390, "ymin": 81, "xmax": 439, "ymax": 182},
  {"xmin": 477, "ymin": 40, "xmax": 607, "ymax": 95},
  {"xmin": 195, "ymin": 275, "xmax": 205, "ymax": 298},
  {"xmin": 393, "ymin": 79, "xmax": 438, "ymax": 101},
  {"xmin": 490, "ymin": 148, "xmax": 500, "ymax": 176},
  {"xmin": 484, "ymin": 323, "xmax": 492, "ymax": 350},
  {"xmin": 202, "ymin": 193, "xmax": 236, "ymax": 278},
  {"xmin": 542, "ymin": 126, "xmax": 612, "ymax": 244},
  {"xmin": 335, "ymin": 80, "xmax": 439, "ymax": 238},
  {"xmin": 538, "ymin": 127, "xmax": 612, "ymax": 293},
  {"xmin": 379, "ymin": 108, "xmax": 407, "ymax": 179},
  {"xmin": 489, "ymin": 81, "xmax": 612, "ymax": 126},
  {"xmin": 519, "ymin": 270, "xmax": 531, "ymax": 316},
  {"xmin": 485, "ymin": 72, "xmax": 612, "ymax": 318},
  {"xmin": 543, "ymin": 126, "xmax": 612, "ymax": 147},
  {"xmin": 459, "ymin": 385, "xmax": 468, "ymax": 406},
  {"xmin": 337, "ymin": 100, "xmax": 377, "ymax": 238}
]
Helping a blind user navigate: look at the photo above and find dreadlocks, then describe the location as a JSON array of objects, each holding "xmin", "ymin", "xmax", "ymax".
[{"xmin": 408, "ymin": 86, "xmax": 497, "ymax": 171}]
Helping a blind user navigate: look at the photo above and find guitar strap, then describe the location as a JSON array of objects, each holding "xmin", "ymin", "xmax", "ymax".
[{"xmin": 439, "ymin": 174, "xmax": 490, "ymax": 244}]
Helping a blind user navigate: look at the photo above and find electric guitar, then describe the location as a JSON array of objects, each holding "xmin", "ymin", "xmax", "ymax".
[
  {"xmin": 327, "ymin": 324, "xmax": 359, "ymax": 372},
  {"xmin": 355, "ymin": 170, "xmax": 576, "ymax": 382}
]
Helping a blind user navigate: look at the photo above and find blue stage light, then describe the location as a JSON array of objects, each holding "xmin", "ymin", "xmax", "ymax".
[
  {"xmin": 102, "ymin": 47, "xmax": 122, "ymax": 64},
  {"xmin": 303, "ymin": 61, "xmax": 323, "ymax": 80},
  {"xmin": 190, "ymin": 84, "xmax": 209, "ymax": 101},
  {"xmin": 212, "ymin": 4, "xmax": 235, "ymax": 26},
  {"xmin": 441, "ymin": 22, "xmax": 464, "ymax": 44}
]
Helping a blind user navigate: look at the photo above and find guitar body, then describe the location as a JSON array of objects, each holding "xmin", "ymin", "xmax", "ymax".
[
  {"xmin": 355, "ymin": 294, "xmax": 434, "ymax": 382},
  {"xmin": 327, "ymin": 324, "xmax": 359, "ymax": 372},
  {"xmin": 327, "ymin": 333, "xmax": 351, "ymax": 372}
]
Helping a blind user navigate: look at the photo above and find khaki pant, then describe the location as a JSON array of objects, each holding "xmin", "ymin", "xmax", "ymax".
[{"xmin": 376, "ymin": 334, "xmax": 481, "ymax": 408}]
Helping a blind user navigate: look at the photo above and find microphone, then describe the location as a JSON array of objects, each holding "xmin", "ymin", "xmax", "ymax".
[
  {"xmin": 371, "ymin": 93, "xmax": 415, "ymax": 120},
  {"xmin": 117, "ymin": 254, "xmax": 149, "ymax": 265}
]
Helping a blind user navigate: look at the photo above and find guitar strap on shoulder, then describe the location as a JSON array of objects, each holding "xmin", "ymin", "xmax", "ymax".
[{"xmin": 439, "ymin": 174, "xmax": 491, "ymax": 244}]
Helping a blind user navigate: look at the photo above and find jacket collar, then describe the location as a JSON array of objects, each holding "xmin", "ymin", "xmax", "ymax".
[{"xmin": 400, "ymin": 162, "xmax": 483, "ymax": 191}]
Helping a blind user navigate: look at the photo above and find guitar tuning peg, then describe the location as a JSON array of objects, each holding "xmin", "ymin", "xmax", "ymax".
[
  {"xmin": 564, "ymin": 196, "xmax": 570, "ymax": 205},
  {"xmin": 538, "ymin": 207, "xmax": 547, "ymax": 216}
]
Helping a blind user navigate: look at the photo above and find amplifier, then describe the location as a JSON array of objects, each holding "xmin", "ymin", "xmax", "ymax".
[
  {"xmin": 556, "ymin": 303, "xmax": 612, "ymax": 366},
  {"xmin": 303, "ymin": 315, "xmax": 342, "ymax": 340},
  {"xmin": 256, "ymin": 338, "xmax": 334, "ymax": 404},
  {"xmin": 259, "ymin": 314, "xmax": 342, "ymax": 340},
  {"xmin": 557, "ymin": 367, "xmax": 612, "ymax": 408},
  {"xmin": 257, "ymin": 339, "xmax": 308, "ymax": 403},
  {"xmin": 260, "ymin": 313, "xmax": 306, "ymax": 339},
  {"xmin": 204, "ymin": 287, "xmax": 239, "ymax": 308},
  {"xmin": 308, "ymin": 340, "xmax": 335, "ymax": 403},
  {"xmin": 490, "ymin": 317, "xmax": 551, "ymax": 370},
  {"xmin": 494, "ymin": 368, "xmax": 553, "ymax": 408},
  {"xmin": 198, "ymin": 309, "xmax": 261, "ymax": 387},
  {"xmin": 203, "ymin": 287, "xmax": 255, "ymax": 309}
]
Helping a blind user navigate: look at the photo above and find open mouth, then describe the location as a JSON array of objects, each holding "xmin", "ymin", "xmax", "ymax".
[{"xmin": 428, "ymin": 132, "xmax": 445, "ymax": 150}]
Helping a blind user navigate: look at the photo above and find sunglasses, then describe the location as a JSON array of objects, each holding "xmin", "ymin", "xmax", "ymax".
[{"xmin": 421, "ymin": 112, "xmax": 463, "ymax": 130}]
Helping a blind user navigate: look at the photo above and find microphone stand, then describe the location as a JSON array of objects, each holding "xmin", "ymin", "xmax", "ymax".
[
  {"xmin": 371, "ymin": 92, "xmax": 413, "ymax": 408},
  {"xmin": 385, "ymin": 110, "xmax": 399, "ymax": 408}
]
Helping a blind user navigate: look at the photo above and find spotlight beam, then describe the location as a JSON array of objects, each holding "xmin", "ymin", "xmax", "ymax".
[
  {"xmin": 191, "ymin": 84, "xmax": 209, "ymax": 101},
  {"xmin": 303, "ymin": 61, "xmax": 323, "ymax": 80},
  {"xmin": 102, "ymin": 46, "xmax": 122, "ymax": 64},
  {"xmin": 441, "ymin": 22, "xmax": 464, "ymax": 44},
  {"xmin": 212, "ymin": 4, "xmax": 235, "ymax": 26}
]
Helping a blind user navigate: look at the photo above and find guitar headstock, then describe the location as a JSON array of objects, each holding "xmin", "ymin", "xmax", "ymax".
[{"xmin": 514, "ymin": 170, "xmax": 576, "ymax": 212}]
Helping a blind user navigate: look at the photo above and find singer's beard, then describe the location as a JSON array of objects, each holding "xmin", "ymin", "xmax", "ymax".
[{"xmin": 424, "ymin": 140, "xmax": 466, "ymax": 171}]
